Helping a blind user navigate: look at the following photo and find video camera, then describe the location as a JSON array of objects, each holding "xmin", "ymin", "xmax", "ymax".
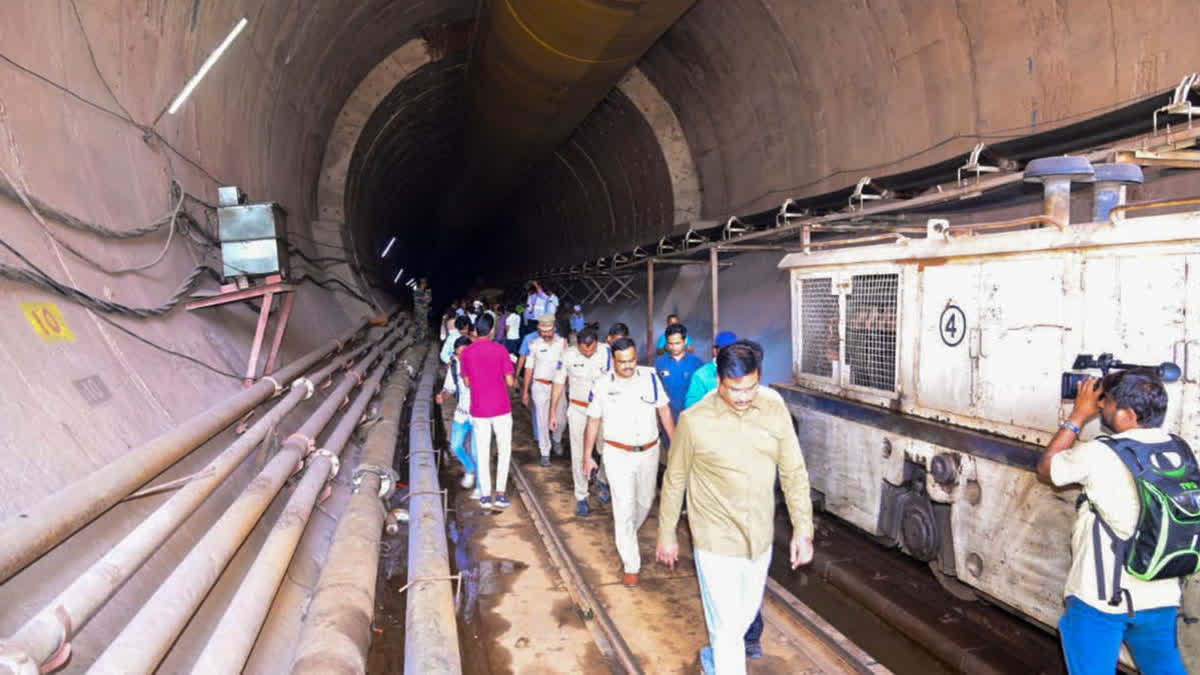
[{"xmin": 1061, "ymin": 353, "xmax": 1182, "ymax": 399}]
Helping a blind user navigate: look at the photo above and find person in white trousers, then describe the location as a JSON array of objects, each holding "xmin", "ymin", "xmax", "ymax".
[
  {"xmin": 583, "ymin": 337, "xmax": 675, "ymax": 587},
  {"xmin": 549, "ymin": 327, "xmax": 611, "ymax": 516},
  {"xmin": 522, "ymin": 314, "xmax": 568, "ymax": 466},
  {"xmin": 656, "ymin": 339, "xmax": 814, "ymax": 675}
]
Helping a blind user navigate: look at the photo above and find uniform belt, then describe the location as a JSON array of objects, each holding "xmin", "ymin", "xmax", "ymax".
[
  {"xmin": 569, "ymin": 398, "xmax": 590, "ymax": 408},
  {"xmin": 606, "ymin": 439, "xmax": 659, "ymax": 453},
  {"xmin": 534, "ymin": 378, "xmax": 553, "ymax": 385}
]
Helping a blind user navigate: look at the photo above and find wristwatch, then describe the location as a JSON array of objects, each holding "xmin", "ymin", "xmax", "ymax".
[{"xmin": 1060, "ymin": 420, "xmax": 1081, "ymax": 434}]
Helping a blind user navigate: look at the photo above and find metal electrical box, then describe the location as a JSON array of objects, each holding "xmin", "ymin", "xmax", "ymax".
[{"xmin": 217, "ymin": 186, "xmax": 287, "ymax": 279}]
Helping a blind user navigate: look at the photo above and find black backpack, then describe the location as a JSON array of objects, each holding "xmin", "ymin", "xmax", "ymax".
[{"xmin": 1087, "ymin": 434, "xmax": 1200, "ymax": 614}]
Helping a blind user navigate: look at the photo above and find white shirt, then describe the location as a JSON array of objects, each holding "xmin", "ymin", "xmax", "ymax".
[
  {"xmin": 526, "ymin": 335, "xmax": 567, "ymax": 382},
  {"xmin": 553, "ymin": 345, "xmax": 611, "ymax": 405},
  {"xmin": 1050, "ymin": 427, "xmax": 1183, "ymax": 613},
  {"xmin": 586, "ymin": 367, "xmax": 669, "ymax": 446},
  {"xmin": 505, "ymin": 313, "xmax": 521, "ymax": 339},
  {"xmin": 546, "ymin": 293, "xmax": 560, "ymax": 317},
  {"xmin": 441, "ymin": 358, "xmax": 471, "ymax": 423}
]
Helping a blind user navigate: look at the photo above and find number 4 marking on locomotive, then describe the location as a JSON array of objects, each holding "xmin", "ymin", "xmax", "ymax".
[
  {"xmin": 21, "ymin": 302, "xmax": 77, "ymax": 343},
  {"xmin": 939, "ymin": 305, "xmax": 967, "ymax": 347}
]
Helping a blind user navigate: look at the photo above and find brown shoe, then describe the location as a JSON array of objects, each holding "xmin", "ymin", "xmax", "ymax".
[{"xmin": 622, "ymin": 573, "xmax": 639, "ymax": 587}]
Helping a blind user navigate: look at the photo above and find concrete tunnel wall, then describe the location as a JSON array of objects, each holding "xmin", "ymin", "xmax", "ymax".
[{"xmin": 1, "ymin": 0, "xmax": 1199, "ymax": 671}]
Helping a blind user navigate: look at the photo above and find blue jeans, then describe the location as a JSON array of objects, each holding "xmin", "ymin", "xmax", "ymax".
[
  {"xmin": 1058, "ymin": 596, "xmax": 1186, "ymax": 675},
  {"xmin": 744, "ymin": 610, "xmax": 763, "ymax": 644},
  {"xmin": 450, "ymin": 420, "xmax": 476, "ymax": 474}
]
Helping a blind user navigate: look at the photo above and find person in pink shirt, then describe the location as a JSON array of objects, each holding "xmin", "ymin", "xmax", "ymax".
[{"xmin": 459, "ymin": 313, "xmax": 516, "ymax": 509}]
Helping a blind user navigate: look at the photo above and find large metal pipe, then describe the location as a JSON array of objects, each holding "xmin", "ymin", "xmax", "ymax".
[
  {"xmin": 0, "ymin": 336, "xmax": 375, "ymax": 674},
  {"xmin": 0, "ymin": 318, "xmax": 371, "ymax": 583},
  {"xmin": 86, "ymin": 331, "xmax": 396, "ymax": 674},
  {"xmin": 289, "ymin": 345, "xmax": 425, "ymax": 674},
  {"xmin": 403, "ymin": 348, "xmax": 462, "ymax": 674},
  {"xmin": 462, "ymin": 0, "xmax": 696, "ymax": 206},
  {"xmin": 192, "ymin": 334, "xmax": 413, "ymax": 674}
]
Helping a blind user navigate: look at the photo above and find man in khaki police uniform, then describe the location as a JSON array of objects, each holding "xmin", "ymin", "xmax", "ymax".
[
  {"xmin": 549, "ymin": 327, "xmax": 610, "ymax": 516},
  {"xmin": 523, "ymin": 314, "xmax": 568, "ymax": 466},
  {"xmin": 584, "ymin": 337, "xmax": 675, "ymax": 587}
]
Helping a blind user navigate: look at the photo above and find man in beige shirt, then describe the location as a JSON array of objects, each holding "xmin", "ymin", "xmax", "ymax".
[
  {"xmin": 550, "ymin": 326, "xmax": 611, "ymax": 516},
  {"xmin": 583, "ymin": 337, "xmax": 675, "ymax": 587},
  {"xmin": 656, "ymin": 340, "xmax": 814, "ymax": 675}
]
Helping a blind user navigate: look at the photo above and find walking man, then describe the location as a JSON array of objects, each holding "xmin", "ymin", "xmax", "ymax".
[
  {"xmin": 685, "ymin": 331, "xmax": 739, "ymax": 409},
  {"xmin": 440, "ymin": 314, "xmax": 472, "ymax": 365},
  {"xmin": 413, "ymin": 278, "xmax": 432, "ymax": 340},
  {"xmin": 1037, "ymin": 371, "xmax": 1190, "ymax": 674},
  {"xmin": 435, "ymin": 336, "xmax": 478, "ymax": 492},
  {"xmin": 655, "ymin": 323, "xmax": 704, "ymax": 425},
  {"xmin": 459, "ymin": 314, "xmax": 516, "ymax": 510},
  {"xmin": 655, "ymin": 314, "xmax": 693, "ymax": 356},
  {"xmin": 657, "ymin": 340, "xmax": 814, "ymax": 675},
  {"xmin": 549, "ymin": 327, "xmax": 610, "ymax": 516},
  {"xmin": 584, "ymin": 338, "xmax": 675, "ymax": 586},
  {"xmin": 523, "ymin": 314, "xmax": 569, "ymax": 466}
]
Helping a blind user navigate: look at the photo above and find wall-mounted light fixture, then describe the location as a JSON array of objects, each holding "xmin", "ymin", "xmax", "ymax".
[
  {"xmin": 393, "ymin": 268, "xmax": 404, "ymax": 284},
  {"xmin": 381, "ymin": 236, "xmax": 396, "ymax": 258}
]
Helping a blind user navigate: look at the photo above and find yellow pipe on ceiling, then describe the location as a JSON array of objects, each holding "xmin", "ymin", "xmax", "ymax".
[{"xmin": 462, "ymin": 0, "xmax": 696, "ymax": 205}]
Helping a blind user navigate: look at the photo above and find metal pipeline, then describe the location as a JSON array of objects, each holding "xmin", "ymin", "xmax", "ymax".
[
  {"xmin": 0, "ymin": 336, "xmax": 376, "ymax": 674},
  {"xmin": 86, "ymin": 329, "xmax": 397, "ymax": 675},
  {"xmin": 0, "ymin": 318, "xmax": 370, "ymax": 584},
  {"xmin": 190, "ymin": 334, "xmax": 413, "ymax": 674},
  {"xmin": 403, "ymin": 349, "xmax": 462, "ymax": 674},
  {"xmin": 289, "ymin": 345, "xmax": 425, "ymax": 674}
]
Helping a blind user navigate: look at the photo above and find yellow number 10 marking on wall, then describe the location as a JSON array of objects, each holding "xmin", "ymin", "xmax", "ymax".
[{"xmin": 21, "ymin": 302, "xmax": 76, "ymax": 343}]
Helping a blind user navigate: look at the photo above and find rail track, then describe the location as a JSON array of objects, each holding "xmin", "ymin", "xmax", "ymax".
[{"xmin": 508, "ymin": 458, "xmax": 886, "ymax": 674}]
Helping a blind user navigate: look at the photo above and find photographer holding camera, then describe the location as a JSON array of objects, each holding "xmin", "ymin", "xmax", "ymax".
[{"xmin": 1037, "ymin": 370, "xmax": 1190, "ymax": 675}]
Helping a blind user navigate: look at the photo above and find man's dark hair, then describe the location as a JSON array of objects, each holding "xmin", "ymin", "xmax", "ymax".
[
  {"xmin": 453, "ymin": 336, "xmax": 472, "ymax": 350},
  {"xmin": 717, "ymin": 339, "xmax": 765, "ymax": 381},
  {"xmin": 454, "ymin": 315, "xmax": 471, "ymax": 331},
  {"xmin": 578, "ymin": 327, "xmax": 598, "ymax": 346},
  {"xmin": 667, "ymin": 313, "xmax": 679, "ymax": 322},
  {"xmin": 665, "ymin": 323, "xmax": 688, "ymax": 339},
  {"xmin": 474, "ymin": 313, "xmax": 494, "ymax": 337},
  {"xmin": 611, "ymin": 336, "xmax": 637, "ymax": 354},
  {"xmin": 607, "ymin": 322, "xmax": 630, "ymax": 338},
  {"xmin": 1102, "ymin": 369, "xmax": 1168, "ymax": 428}
]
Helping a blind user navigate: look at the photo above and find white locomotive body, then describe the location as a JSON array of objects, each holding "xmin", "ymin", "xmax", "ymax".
[{"xmin": 775, "ymin": 209, "xmax": 1200, "ymax": 665}]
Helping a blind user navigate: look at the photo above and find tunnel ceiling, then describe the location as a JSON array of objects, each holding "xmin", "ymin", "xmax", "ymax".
[{"xmin": 96, "ymin": 0, "xmax": 1195, "ymax": 301}]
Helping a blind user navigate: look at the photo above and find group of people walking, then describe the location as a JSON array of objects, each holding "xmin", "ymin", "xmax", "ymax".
[{"xmin": 431, "ymin": 287, "xmax": 813, "ymax": 675}]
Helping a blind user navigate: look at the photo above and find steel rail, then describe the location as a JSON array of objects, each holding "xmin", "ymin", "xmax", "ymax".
[{"xmin": 508, "ymin": 460, "xmax": 644, "ymax": 675}]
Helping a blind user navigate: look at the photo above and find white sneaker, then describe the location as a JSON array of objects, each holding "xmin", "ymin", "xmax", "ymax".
[{"xmin": 461, "ymin": 472, "xmax": 476, "ymax": 489}]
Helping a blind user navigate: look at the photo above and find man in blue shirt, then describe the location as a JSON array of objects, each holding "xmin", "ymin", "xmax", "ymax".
[
  {"xmin": 440, "ymin": 315, "xmax": 473, "ymax": 365},
  {"xmin": 684, "ymin": 331, "xmax": 739, "ymax": 409},
  {"xmin": 516, "ymin": 329, "xmax": 542, "ymax": 437},
  {"xmin": 655, "ymin": 323, "xmax": 704, "ymax": 423},
  {"xmin": 569, "ymin": 305, "xmax": 585, "ymax": 335},
  {"xmin": 655, "ymin": 314, "xmax": 694, "ymax": 356}
]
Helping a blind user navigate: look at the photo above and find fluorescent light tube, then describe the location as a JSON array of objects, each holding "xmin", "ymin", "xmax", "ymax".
[
  {"xmin": 168, "ymin": 18, "xmax": 249, "ymax": 115},
  {"xmin": 381, "ymin": 236, "xmax": 396, "ymax": 258}
]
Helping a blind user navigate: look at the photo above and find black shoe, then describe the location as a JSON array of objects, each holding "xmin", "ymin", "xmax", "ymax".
[{"xmin": 539, "ymin": 456, "xmax": 550, "ymax": 467}]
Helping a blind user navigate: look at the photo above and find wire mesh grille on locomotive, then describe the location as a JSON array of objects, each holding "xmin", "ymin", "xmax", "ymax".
[
  {"xmin": 846, "ymin": 273, "xmax": 897, "ymax": 392},
  {"xmin": 799, "ymin": 273, "xmax": 898, "ymax": 392},
  {"xmin": 800, "ymin": 277, "xmax": 838, "ymax": 378}
]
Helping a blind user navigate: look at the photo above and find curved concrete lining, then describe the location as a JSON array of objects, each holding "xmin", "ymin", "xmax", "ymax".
[{"xmin": 618, "ymin": 67, "xmax": 702, "ymax": 225}]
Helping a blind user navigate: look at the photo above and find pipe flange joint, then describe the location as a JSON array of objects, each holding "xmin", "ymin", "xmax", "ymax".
[
  {"xmin": 291, "ymin": 376, "xmax": 316, "ymax": 400},
  {"xmin": 312, "ymin": 448, "xmax": 340, "ymax": 480},
  {"xmin": 261, "ymin": 376, "xmax": 283, "ymax": 397},
  {"xmin": 353, "ymin": 463, "xmax": 400, "ymax": 499}
]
